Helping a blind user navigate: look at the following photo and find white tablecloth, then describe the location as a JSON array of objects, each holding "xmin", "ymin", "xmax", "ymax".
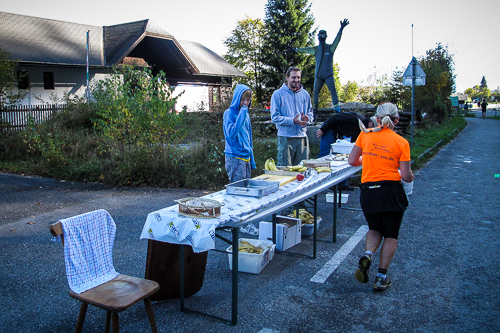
[{"xmin": 140, "ymin": 162, "xmax": 357, "ymax": 252}]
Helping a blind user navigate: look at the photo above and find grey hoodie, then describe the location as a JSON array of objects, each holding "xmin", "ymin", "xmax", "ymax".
[{"xmin": 270, "ymin": 83, "xmax": 313, "ymax": 137}]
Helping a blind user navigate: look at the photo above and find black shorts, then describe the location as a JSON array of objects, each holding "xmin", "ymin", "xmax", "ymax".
[
  {"xmin": 363, "ymin": 211, "xmax": 405, "ymax": 239},
  {"xmin": 360, "ymin": 181, "xmax": 408, "ymax": 213},
  {"xmin": 359, "ymin": 181, "xmax": 408, "ymax": 239}
]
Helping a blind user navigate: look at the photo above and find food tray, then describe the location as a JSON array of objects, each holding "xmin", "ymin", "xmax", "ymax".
[
  {"xmin": 264, "ymin": 169, "xmax": 302, "ymax": 176},
  {"xmin": 225, "ymin": 179, "xmax": 279, "ymax": 198},
  {"xmin": 329, "ymin": 160, "xmax": 348, "ymax": 167},
  {"xmin": 302, "ymin": 159, "xmax": 331, "ymax": 168},
  {"xmin": 331, "ymin": 141, "xmax": 354, "ymax": 154}
]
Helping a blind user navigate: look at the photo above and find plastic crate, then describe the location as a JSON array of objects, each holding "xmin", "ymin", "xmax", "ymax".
[{"xmin": 226, "ymin": 238, "xmax": 276, "ymax": 274}]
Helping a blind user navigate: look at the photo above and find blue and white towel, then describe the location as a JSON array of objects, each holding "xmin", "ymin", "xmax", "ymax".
[{"xmin": 60, "ymin": 209, "xmax": 119, "ymax": 294}]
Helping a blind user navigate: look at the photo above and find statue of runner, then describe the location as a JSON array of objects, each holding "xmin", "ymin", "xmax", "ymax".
[{"xmin": 292, "ymin": 19, "xmax": 349, "ymax": 115}]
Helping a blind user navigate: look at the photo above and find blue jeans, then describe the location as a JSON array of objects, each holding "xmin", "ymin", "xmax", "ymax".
[
  {"xmin": 318, "ymin": 130, "xmax": 335, "ymax": 158},
  {"xmin": 318, "ymin": 130, "xmax": 349, "ymax": 187},
  {"xmin": 225, "ymin": 155, "xmax": 251, "ymax": 183}
]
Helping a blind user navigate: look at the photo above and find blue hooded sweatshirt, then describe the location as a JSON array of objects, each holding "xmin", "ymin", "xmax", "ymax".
[{"xmin": 223, "ymin": 84, "xmax": 256, "ymax": 169}]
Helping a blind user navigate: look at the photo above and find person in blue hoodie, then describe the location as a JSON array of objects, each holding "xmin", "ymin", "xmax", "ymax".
[
  {"xmin": 270, "ymin": 67, "xmax": 314, "ymax": 166},
  {"xmin": 223, "ymin": 84, "xmax": 259, "ymax": 235}
]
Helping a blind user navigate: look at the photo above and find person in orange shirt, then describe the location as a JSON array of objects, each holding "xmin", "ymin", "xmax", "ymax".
[{"xmin": 348, "ymin": 102, "xmax": 414, "ymax": 291}]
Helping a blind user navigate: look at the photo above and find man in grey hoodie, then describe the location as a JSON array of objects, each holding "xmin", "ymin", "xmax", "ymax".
[{"xmin": 270, "ymin": 67, "xmax": 314, "ymax": 166}]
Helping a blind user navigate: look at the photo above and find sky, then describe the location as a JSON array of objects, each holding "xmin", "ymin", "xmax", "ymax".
[{"xmin": 4, "ymin": 0, "xmax": 500, "ymax": 93}]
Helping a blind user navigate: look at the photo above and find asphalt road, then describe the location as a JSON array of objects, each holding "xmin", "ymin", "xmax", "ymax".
[{"xmin": 1, "ymin": 117, "xmax": 499, "ymax": 333}]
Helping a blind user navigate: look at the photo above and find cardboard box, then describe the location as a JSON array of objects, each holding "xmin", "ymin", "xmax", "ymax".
[
  {"xmin": 301, "ymin": 218, "xmax": 322, "ymax": 237},
  {"xmin": 227, "ymin": 238, "xmax": 276, "ymax": 274},
  {"xmin": 326, "ymin": 193, "xmax": 349, "ymax": 204},
  {"xmin": 258, "ymin": 216, "xmax": 301, "ymax": 251}
]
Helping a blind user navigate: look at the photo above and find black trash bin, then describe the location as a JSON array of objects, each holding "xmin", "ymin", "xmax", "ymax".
[{"xmin": 145, "ymin": 240, "xmax": 208, "ymax": 301}]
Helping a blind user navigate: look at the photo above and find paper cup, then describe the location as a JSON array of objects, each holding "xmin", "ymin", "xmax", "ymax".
[{"xmin": 402, "ymin": 180, "xmax": 413, "ymax": 195}]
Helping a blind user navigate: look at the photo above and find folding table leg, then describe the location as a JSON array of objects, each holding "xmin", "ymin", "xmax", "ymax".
[
  {"xmin": 333, "ymin": 184, "xmax": 338, "ymax": 243},
  {"xmin": 312, "ymin": 194, "xmax": 317, "ymax": 259},
  {"xmin": 180, "ymin": 245, "xmax": 185, "ymax": 311},
  {"xmin": 231, "ymin": 226, "xmax": 239, "ymax": 326}
]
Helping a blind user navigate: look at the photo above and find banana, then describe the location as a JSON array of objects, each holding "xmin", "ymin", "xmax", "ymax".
[
  {"xmin": 286, "ymin": 165, "xmax": 305, "ymax": 172},
  {"xmin": 269, "ymin": 158, "xmax": 279, "ymax": 171},
  {"xmin": 265, "ymin": 159, "xmax": 270, "ymax": 170},
  {"xmin": 316, "ymin": 167, "xmax": 332, "ymax": 173},
  {"xmin": 289, "ymin": 209, "xmax": 319, "ymax": 225}
]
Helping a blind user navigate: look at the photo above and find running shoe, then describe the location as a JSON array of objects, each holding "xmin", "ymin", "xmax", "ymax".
[
  {"xmin": 240, "ymin": 224, "xmax": 259, "ymax": 236},
  {"xmin": 355, "ymin": 254, "xmax": 372, "ymax": 283},
  {"xmin": 373, "ymin": 275, "xmax": 392, "ymax": 291}
]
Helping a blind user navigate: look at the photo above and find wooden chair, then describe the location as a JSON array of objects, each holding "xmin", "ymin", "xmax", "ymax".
[{"xmin": 50, "ymin": 213, "xmax": 160, "ymax": 333}]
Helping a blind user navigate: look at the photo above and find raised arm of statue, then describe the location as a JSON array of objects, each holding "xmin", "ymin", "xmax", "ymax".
[
  {"xmin": 330, "ymin": 18, "xmax": 349, "ymax": 53},
  {"xmin": 294, "ymin": 46, "xmax": 316, "ymax": 55}
]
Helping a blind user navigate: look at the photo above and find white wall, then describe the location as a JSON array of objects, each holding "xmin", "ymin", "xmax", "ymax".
[
  {"xmin": 15, "ymin": 65, "xmax": 101, "ymax": 105},
  {"xmin": 13, "ymin": 66, "xmax": 210, "ymax": 112},
  {"xmin": 173, "ymin": 85, "xmax": 209, "ymax": 112}
]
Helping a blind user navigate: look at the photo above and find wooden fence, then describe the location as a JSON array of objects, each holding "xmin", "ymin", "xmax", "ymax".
[{"xmin": 0, "ymin": 104, "xmax": 66, "ymax": 133}]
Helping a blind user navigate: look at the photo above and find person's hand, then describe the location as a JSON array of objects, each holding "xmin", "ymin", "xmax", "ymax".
[
  {"xmin": 293, "ymin": 114, "xmax": 309, "ymax": 127},
  {"xmin": 301, "ymin": 113, "xmax": 310, "ymax": 123},
  {"xmin": 317, "ymin": 129, "xmax": 324, "ymax": 137},
  {"xmin": 341, "ymin": 19, "xmax": 349, "ymax": 29}
]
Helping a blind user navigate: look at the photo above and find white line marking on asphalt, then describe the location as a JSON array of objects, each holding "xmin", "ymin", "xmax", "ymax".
[
  {"xmin": 258, "ymin": 329, "xmax": 280, "ymax": 333},
  {"xmin": 310, "ymin": 225, "xmax": 369, "ymax": 283}
]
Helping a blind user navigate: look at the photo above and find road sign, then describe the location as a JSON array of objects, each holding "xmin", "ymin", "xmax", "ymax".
[
  {"xmin": 450, "ymin": 96, "xmax": 459, "ymax": 107},
  {"xmin": 402, "ymin": 57, "xmax": 426, "ymax": 86}
]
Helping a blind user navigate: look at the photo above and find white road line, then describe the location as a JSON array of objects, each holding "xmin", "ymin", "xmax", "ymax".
[{"xmin": 310, "ymin": 225, "xmax": 369, "ymax": 283}]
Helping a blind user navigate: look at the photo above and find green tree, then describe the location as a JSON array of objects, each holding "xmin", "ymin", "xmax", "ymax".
[
  {"xmin": 491, "ymin": 87, "xmax": 500, "ymax": 102},
  {"xmin": 223, "ymin": 16, "xmax": 266, "ymax": 104},
  {"xmin": 384, "ymin": 69, "xmax": 412, "ymax": 110},
  {"xmin": 465, "ymin": 85, "xmax": 491, "ymax": 101},
  {"xmin": 480, "ymin": 76, "xmax": 488, "ymax": 89},
  {"xmin": 91, "ymin": 65, "xmax": 182, "ymax": 151},
  {"xmin": 261, "ymin": 0, "xmax": 316, "ymax": 97},
  {"xmin": 0, "ymin": 48, "xmax": 28, "ymax": 109},
  {"xmin": 340, "ymin": 81, "xmax": 359, "ymax": 103},
  {"xmin": 414, "ymin": 43, "xmax": 456, "ymax": 122},
  {"xmin": 357, "ymin": 71, "xmax": 390, "ymax": 106}
]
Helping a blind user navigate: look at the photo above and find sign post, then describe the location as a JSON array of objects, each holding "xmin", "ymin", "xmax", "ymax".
[
  {"xmin": 402, "ymin": 57, "xmax": 426, "ymax": 145},
  {"xmin": 450, "ymin": 96, "xmax": 459, "ymax": 116}
]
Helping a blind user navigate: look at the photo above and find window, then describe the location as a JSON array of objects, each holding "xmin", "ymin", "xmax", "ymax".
[
  {"xmin": 212, "ymin": 87, "xmax": 219, "ymax": 104},
  {"xmin": 17, "ymin": 71, "xmax": 29, "ymax": 89},
  {"xmin": 43, "ymin": 72, "xmax": 54, "ymax": 90}
]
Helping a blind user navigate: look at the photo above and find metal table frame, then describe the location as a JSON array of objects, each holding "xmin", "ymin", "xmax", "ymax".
[{"xmin": 178, "ymin": 166, "xmax": 361, "ymax": 325}]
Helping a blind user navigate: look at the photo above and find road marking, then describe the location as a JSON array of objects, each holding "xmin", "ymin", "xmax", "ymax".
[{"xmin": 310, "ymin": 225, "xmax": 369, "ymax": 283}]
